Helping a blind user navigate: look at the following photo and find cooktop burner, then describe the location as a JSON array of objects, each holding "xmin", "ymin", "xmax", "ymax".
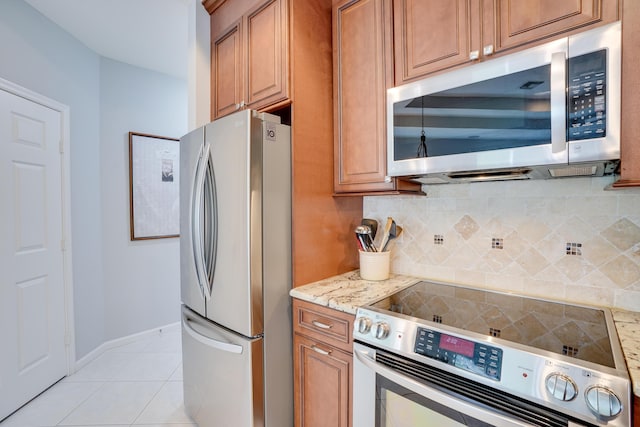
[
  {"xmin": 368, "ymin": 280, "xmax": 615, "ymax": 368},
  {"xmin": 355, "ymin": 279, "xmax": 631, "ymax": 426}
]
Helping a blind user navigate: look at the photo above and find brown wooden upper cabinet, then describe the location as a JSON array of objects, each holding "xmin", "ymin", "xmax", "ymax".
[
  {"xmin": 393, "ymin": 0, "xmax": 480, "ymax": 84},
  {"xmin": 333, "ymin": 0, "xmax": 422, "ymax": 195},
  {"xmin": 207, "ymin": 0, "xmax": 289, "ymax": 119},
  {"xmin": 393, "ymin": 0, "xmax": 619, "ymax": 85},
  {"xmin": 615, "ymin": 0, "xmax": 640, "ymax": 187}
]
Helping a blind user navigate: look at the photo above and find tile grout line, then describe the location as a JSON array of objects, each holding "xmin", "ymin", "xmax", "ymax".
[
  {"xmin": 129, "ymin": 378, "xmax": 170, "ymax": 426},
  {"xmin": 48, "ymin": 380, "xmax": 104, "ymax": 426}
]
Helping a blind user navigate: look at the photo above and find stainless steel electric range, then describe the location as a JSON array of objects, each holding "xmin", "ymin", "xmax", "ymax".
[{"xmin": 352, "ymin": 280, "xmax": 632, "ymax": 427}]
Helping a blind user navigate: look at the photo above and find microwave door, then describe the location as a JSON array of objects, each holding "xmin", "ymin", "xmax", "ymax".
[{"xmin": 387, "ymin": 37, "xmax": 569, "ymax": 177}]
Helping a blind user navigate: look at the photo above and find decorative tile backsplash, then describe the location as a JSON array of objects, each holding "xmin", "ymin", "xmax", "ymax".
[{"xmin": 364, "ymin": 176, "xmax": 640, "ymax": 312}]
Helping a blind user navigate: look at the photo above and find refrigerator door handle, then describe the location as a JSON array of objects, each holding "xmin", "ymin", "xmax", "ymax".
[
  {"xmin": 202, "ymin": 142, "xmax": 218, "ymax": 297},
  {"xmin": 191, "ymin": 144, "xmax": 210, "ymax": 300},
  {"xmin": 182, "ymin": 314, "xmax": 243, "ymax": 355}
]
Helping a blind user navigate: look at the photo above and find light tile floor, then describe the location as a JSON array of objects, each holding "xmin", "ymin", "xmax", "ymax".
[{"xmin": 1, "ymin": 327, "xmax": 195, "ymax": 427}]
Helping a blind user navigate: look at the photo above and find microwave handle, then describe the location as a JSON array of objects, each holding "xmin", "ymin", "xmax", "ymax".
[{"xmin": 550, "ymin": 51, "xmax": 567, "ymax": 154}]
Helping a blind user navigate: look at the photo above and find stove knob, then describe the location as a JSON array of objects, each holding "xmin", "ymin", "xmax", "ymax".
[
  {"xmin": 355, "ymin": 317, "xmax": 372, "ymax": 334},
  {"xmin": 545, "ymin": 373, "xmax": 578, "ymax": 401},
  {"xmin": 372, "ymin": 322, "xmax": 390, "ymax": 340},
  {"xmin": 585, "ymin": 386, "xmax": 622, "ymax": 418}
]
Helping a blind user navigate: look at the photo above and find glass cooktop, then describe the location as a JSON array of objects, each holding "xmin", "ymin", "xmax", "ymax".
[{"xmin": 368, "ymin": 281, "xmax": 615, "ymax": 368}]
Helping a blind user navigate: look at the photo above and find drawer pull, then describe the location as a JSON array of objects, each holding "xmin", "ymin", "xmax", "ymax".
[
  {"xmin": 312, "ymin": 320, "xmax": 333, "ymax": 329},
  {"xmin": 311, "ymin": 345, "xmax": 332, "ymax": 356}
]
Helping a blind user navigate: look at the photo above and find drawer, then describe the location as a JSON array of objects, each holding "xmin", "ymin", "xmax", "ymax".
[{"xmin": 293, "ymin": 298, "xmax": 355, "ymax": 353}]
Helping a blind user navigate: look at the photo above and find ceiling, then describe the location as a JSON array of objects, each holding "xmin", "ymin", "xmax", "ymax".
[{"xmin": 23, "ymin": 0, "xmax": 191, "ymax": 78}]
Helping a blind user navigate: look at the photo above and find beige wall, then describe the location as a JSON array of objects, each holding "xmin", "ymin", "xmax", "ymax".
[{"xmin": 364, "ymin": 176, "xmax": 640, "ymax": 312}]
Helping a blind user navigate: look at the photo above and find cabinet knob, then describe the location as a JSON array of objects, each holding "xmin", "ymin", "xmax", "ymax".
[
  {"xmin": 483, "ymin": 45, "xmax": 494, "ymax": 56},
  {"xmin": 469, "ymin": 50, "xmax": 480, "ymax": 61}
]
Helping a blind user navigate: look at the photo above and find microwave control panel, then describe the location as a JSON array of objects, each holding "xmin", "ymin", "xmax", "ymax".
[
  {"xmin": 414, "ymin": 327, "xmax": 503, "ymax": 381},
  {"xmin": 568, "ymin": 49, "xmax": 607, "ymax": 141}
]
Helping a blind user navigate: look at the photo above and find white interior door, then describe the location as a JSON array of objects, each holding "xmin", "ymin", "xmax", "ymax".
[{"xmin": 0, "ymin": 88, "xmax": 68, "ymax": 420}]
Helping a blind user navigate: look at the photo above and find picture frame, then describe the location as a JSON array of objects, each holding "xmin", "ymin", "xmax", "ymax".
[{"xmin": 129, "ymin": 132, "xmax": 180, "ymax": 240}]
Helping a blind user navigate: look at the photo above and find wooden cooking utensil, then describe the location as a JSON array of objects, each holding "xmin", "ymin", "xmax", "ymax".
[{"xmin": 378, "ymin": 217, "xmax": 394, "ymax": 252}]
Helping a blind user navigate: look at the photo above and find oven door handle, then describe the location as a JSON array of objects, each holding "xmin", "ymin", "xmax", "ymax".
[{"xmin": 354, "ymin": 348, "xmax": 536, "ymax": 427}]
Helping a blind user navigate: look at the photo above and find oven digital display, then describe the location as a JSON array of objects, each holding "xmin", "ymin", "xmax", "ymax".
[
  {"xmin": 414, "ymin": 327, "xmax": 503, "ymax": 381},
  {"xmin": 439, "ymin": 334, "xmax": 474, "ymax": 358}
]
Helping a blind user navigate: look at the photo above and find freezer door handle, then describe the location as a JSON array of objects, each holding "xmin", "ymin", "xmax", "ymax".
[{"xmin": 182, "ymin": 315, "xmax": 243, "ymax": 355}]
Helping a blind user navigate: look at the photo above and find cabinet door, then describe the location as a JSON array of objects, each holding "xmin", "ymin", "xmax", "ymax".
[
  {"xmin": 212, "ymin": 21, "xmax": 243, "ymax": 119},
  {"xmin": 294, "ymin": 333, "xmax": 351, "ymax": 427},
  {"xmin": 394, "ymin": 0, "xmax": 478, "ymax": 84},
  {"xmin": 245, "ymin": 0, "xmax": 289, "ymax": 110},
  {"xmin": 210, "ymin": 0, "xmax": 289, "ymax": 119},
  {"xmin": 333, "ymin": 0, "xmax": 396, "ymax": 193},
  {"xmin": 493, "ymin": 0, "xmax": 619, "ymax": 52},
  {"xmin": 615, "ymin": 0, "xmax": 640, "ymax": 186}
]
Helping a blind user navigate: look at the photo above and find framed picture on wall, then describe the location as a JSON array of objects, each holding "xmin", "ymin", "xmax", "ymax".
[{"xmin": 129, "ymin": 132, "xmax": 180, "ymax": 240}]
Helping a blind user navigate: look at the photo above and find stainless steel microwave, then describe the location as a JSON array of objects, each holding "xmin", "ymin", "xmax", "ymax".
[{"xmin": 387, "ymin": 22, "xmax": 621, "ymax": 184}]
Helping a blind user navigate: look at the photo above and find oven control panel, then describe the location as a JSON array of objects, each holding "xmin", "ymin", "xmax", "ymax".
[{"xmin": 414, "ymin": 327, "xmax": 503, "ymax": 381}]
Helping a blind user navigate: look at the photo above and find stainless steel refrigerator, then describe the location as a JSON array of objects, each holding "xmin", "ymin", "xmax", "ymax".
[{"xmin": 180, "ymin": 110, "xmax": 292, "ymax": 427}]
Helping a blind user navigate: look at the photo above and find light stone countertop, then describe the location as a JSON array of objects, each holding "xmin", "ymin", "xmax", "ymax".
[
  {"xmin": 289, "ymin": 270, "xmax": 418, "ymax": 314},
  {"xmin": 291, "ymin": 271, "xmax": 640, "ymax": 398},
  {"xmin": 612, "ymin": 309, "xmax": 640, "ymax": 397}
]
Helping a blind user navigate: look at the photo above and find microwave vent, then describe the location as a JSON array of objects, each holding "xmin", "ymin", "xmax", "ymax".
[
  {"xmin": 447, "ymin": 168, "xmax": 532, "ymax": 182},
  {"xmin": 414, "ymin": 176, "xmax": 450, "ymax": 185},
  {"xmin": 549, "ymin": 165, "xmax": 598, "ymax": 178}
]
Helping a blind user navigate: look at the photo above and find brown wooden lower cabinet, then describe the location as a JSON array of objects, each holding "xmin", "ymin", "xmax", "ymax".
[
  {"xmin": 293, "ymin": 298, "xmax": 354, "ymax": 427},
  {"xmin": 634, "ymin": 394, "xmax": 639, "ymax": 426},
  {"xmin": 293, "ymin": 333, "xmax": 352, "ymax": 427}
]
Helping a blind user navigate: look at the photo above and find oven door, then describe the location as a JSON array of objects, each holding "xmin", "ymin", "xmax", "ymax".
[{"xmin": 353, "ymin": 343, "xmax": 592, "ymax": 427}]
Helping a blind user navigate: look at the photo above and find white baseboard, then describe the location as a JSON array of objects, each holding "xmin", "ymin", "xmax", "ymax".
[{"xmin": 73, "ymin": 322, "xmax": 180, "ymax": 373}]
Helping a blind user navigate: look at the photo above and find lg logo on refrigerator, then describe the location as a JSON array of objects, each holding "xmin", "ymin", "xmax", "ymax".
[{"xmin": 265, "ymin": 122, "xmax": 277, "ymax": 141}]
